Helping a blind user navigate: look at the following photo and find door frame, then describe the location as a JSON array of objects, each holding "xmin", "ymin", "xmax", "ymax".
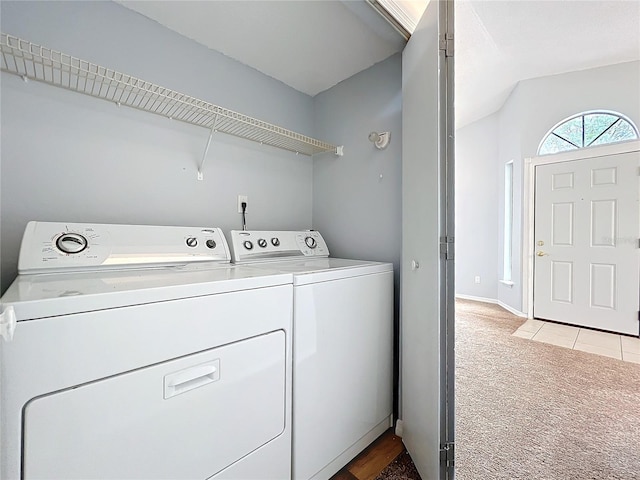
[
  {"xmin": 439, "ymin": 1, "xmax": 455, "ymax": 478},
  {"xmin": 521, "ymin": 140, "xmax": 640, "ymax": 319}
]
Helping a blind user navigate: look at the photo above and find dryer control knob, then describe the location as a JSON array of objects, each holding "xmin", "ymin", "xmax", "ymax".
[
  {"xmin": 56, "ymin": 233, "xmax": 88, "ymax": 254},
  {"xmin": 186, "ymin": 237, "xmax": 198, "ymax": 247},
  {"xmin": 258, "ymin": 238, "xmax": 268, "ymax": 248},
  {"xmin": 243, "ymin": 240, "xmax": 254, "ymax": 250},
  {"xmin": 205, "ymin": 239, "xmax": 217, "ymax": 249},
  {"xmin": 305, "ymin": 236, "xmax": 317, "ymax": 249},
  {"xmin": 271, "ymin": 237, "xmax": 280, "ymax": 247}
]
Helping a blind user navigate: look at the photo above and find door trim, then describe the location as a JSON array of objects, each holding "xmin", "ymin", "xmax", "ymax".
[
  {"xmin": 439, "ymin": 0, "xmax": 455, "ymax": 478},
  {"xmin": 521, "ymin": 140, "xmax": 640, "ymax": 318}
]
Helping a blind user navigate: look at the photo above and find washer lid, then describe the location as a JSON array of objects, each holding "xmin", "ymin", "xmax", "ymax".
[
  {"xmin": 244, "ymin": 258, "xmax": 393, "ymax": 285},
  {"xmin": 1, "ymin": 264, "xmax": 292, "ymax": 321}
]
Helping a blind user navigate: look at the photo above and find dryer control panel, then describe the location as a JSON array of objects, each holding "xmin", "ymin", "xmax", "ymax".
[
  {"xmin": 18, "ymin": 222, "xmax": 231, "ymax": 274},
  {"xmin": 230, "ymin": 230, "xmax": 329, "ymax": 263}
]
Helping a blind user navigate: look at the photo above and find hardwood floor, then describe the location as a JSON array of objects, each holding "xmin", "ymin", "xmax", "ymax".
[{"xmin": 329, "ymin": 429, "xmax": 406, "ymax": 480}]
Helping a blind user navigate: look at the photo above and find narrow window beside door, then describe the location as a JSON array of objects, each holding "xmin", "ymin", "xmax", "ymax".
[{"xmin": 502, "ymin": 161, "xmax": 514, "ymax": 284}]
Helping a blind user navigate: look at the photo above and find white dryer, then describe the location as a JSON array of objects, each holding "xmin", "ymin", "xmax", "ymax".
[
  {"xmin": 229, "ymin": 230, "xmax": 393, "ymax": 480},
  {"xmin": 0, "ymin": 221, "xmax": 293, "ymax": 480}
]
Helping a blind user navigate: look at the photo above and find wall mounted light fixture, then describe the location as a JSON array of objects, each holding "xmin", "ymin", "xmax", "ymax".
[{"xmin": 368, "ymin": 131, "xmax": 391, "ymax": 150}]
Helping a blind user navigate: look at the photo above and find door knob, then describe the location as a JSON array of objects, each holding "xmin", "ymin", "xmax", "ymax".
[{"xmin": 536, "ymin": 251, "xmax": 548, "ymax": 257}]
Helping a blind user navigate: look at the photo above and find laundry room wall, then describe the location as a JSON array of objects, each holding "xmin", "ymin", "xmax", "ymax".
[
  {"xmin": 312, "ymin": 53, "xmax": 402, "ymax": 270},
  {"xmin": 0, "ymin": 1, "xmax": 318, "ymax": 293},
  {"xmin": 455, "ymin": 61, "xmax": 640, "ymax": 314},
  {"xmin": 312, "ymin": 54, "xmax": 402, "ymax": 415}
]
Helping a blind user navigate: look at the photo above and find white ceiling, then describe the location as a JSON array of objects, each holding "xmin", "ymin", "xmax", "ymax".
[
  {"xmin": 455, "ymin": 0, "xmax": 640, "ymax": 127},
  {"xmin": 117, "ymin": 0, "xmax": 640, "ymax": 128},
  {"xmin": 117, "ymin": 0, "xmax": 407, "ymax": 97}
]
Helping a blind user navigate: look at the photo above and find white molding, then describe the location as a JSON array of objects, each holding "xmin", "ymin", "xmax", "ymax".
[
  {"xmin": 522, "ymin": 156, "xmax": 535, "ymax": 319},
  {"xmin": 521, "ymin": 140, "xmax": 640, "ymax": 318},
  {"xmin": 498, "ymin": 301, "xmax": 527, "ymax": 318},
  {"xmin": 533, "ymin": 140, "xmax": 639, "ymax": 166},
  {"xmin": 377, "ymin": 0, "xmax": 419, "ymax": 32},
  {"xmin": 455, "ymin": 294, "xmax": 527, "ymax": 317},
  {"xmin": 455, "ymin": 293, "xmax": 498, "ymax": 304}
]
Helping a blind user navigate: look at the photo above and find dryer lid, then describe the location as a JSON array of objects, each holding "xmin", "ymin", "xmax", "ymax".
[
  {"xmin": 1, "ymin": 264, "xmax": 292, "ymax": 321},
  {"xmin": 18, "ymin": 222, "xmax": 232, "ymax": 274}
]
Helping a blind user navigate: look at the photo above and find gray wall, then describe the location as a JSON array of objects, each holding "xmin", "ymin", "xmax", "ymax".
[
  {"xmin": 312, "ymin": 53, "xmax": 402, "ymax": 415},
  {"xmin": 455, "ymin": 113, "xmax": 499, "ymax": 300},
  {"xmin": 1, "ymin": 1, "xmax": 317, "ymax": 292},
  {"xmin": 312, "ymin": 53, "xmax": 402, "ymax": 271},
  {"xmin": 516, "ymin": 61, "xmax": 640, "ymax": 158},
  {"xmin": 496, "ymin": 83, "xmax": 525, "ymax": 310},
  {"xmin": 456, "ymin": 61, "xmax": 640, "ymax": 312}
]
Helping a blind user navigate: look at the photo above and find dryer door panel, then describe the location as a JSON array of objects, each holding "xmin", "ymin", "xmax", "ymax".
[{"xmin": 23, "ymin": 330, "xmax": 286, "ymax": 480}]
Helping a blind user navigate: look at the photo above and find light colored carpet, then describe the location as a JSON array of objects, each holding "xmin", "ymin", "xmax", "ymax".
[{"xmin": 456, "ymin": 299, "xmax": 640, "ymax": 479}]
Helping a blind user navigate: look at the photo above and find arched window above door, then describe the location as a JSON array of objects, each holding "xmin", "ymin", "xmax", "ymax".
[{"xmin": 538, "ymin": 112, "xmax": 638, "ymax": 155}]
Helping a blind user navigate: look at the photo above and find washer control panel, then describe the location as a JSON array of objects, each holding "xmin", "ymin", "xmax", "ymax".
[
  {"xmin": 229, "ymin": 230, "xmax": 329, "ymax": 263},
  {"xmin": 18, "ymin": 221, "xmax": 231, "ymax": 274}
]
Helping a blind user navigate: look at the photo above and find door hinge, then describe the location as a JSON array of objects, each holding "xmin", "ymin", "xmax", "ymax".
[
  {"xmin": 0, "ymin": 305, "xmax": 17, "ymax": 342},
  {"xmin": 440, "ymin": 441, "xmax": 455, "ymax": 467},
  {"xmin": 439, "ymin": 33, "xmax": 454, "ymax": 57},
  {"xmin": 440, "ymin": 236, "xmax": 455, "ymax": 260}
]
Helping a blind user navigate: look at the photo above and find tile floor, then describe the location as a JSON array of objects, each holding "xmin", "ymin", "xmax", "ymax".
[{"xmin": 513, "ymin": 319, "xmax": 640, "ymax": 364}]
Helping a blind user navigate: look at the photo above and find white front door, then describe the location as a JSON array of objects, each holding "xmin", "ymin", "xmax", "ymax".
[
  {"xmin": 533, "ymin": 150, "xmax": 640, "ymax": 335},
  {"xmin": 401, "ymin": 0, "xmax": 454, "ymax": 478}
]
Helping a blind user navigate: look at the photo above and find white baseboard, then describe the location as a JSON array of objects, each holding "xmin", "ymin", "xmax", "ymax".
[
  {"xmin": 395, "ymin": 419, "xmax": 404, "ymax": 437},
  {"xmin": 456, "ymin": 294, "xmax": 527, "ymax": 318},
  {"xmin": 497, "ymin": 301, "xmax": 528, "ymax": 318},
  {"xmin": 455, "ymin": 293, "xmax": 498, "ymax": 304}
]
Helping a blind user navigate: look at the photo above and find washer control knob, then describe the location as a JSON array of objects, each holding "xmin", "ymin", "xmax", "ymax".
[
  {"xmin": 258, "ymin": 238, "xmax": 268, "ymax": 248},
  {"xmin": 271, "ymin": 237, "xmax": 280, "ymax": 247},
  {"xmin": 205, "ymin": 239, "xmax": 217, "ymax": 249},
  {"xmin": 186, "ymin": 237, "xmax": 198, "ymax": 247},
  {"xmin": 56, "ymin": 233, "xmax": 88, "ymax": 254},
  {"xmin": 305, "ymin": 236, "xmax": 317, "ymax": 249},
  {"xmin": 243, "ymin": 240, "xmax": 254, "ymax": 250}
]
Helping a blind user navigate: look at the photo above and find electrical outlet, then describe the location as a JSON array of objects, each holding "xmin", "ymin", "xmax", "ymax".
[
  {"xmin": 237, "ymin": 195, "xmax": 248, "ymax": 214},
  {"xmin": 474, "ymin": 276, "xmax": 481, "ymax": 284}
]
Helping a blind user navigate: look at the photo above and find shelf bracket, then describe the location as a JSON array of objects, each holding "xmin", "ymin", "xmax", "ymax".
[
  {"xmin": 335, "ymin": 146, "xmax": 344, "ymax": 156},
  {"xmin": 197, "ymin": 115, "xmax": 219, "ymax": 180}
]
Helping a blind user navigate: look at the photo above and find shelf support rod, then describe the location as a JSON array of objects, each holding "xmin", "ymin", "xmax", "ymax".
[{"xmin": 197, "ymin": 114, "xmax": 219, "ymax": 180}]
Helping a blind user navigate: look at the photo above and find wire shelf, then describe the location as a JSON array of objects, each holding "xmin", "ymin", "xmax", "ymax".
[{"xmin": 0, "ymin": 32, "xmax": 341, "ymax": 157}]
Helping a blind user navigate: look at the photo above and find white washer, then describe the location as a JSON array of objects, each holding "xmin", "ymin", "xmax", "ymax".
[
  {"xmin": 0, "ymin": 222, "xmax": 293, "ymax": 480},
  {"xmin": 229, "ymin": 230, "xmax": 393, "ymax": 480}
]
